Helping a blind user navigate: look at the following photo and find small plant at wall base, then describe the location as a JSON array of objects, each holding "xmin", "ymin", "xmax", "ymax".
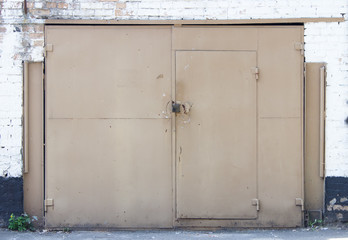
[
  {"xmin": 308, "ymin": 218, "xmax": 323, "ymax": 229},
  {"xmin": 8, "ymin": 213, "xmax": 36, "ymax": 231}
]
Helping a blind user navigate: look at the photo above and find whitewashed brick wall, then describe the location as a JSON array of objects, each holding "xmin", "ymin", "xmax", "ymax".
[
  {"xmin": 305, "ymin": 21, "xmax": 348, "ymax": 177},
  {"xmin": 0, "ymin": 0, "xmax": 347, "ymax": 177}
]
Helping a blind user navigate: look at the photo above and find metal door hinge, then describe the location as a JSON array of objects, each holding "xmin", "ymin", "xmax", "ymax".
[
  {"xmin": 44, "ymin": 198, "xmax": 54, "ymax": 212},
  {"xmin": 251, "ymin": 67, "xmax": 259, "ymax": 80},
  {"xmin": 295, "ymin": 198, "xmax": 304, "ymax": 211},
  {"xmin": 294, "ymin": 42, "xmax": 304, "ymax": 55},
  {"xmin": 44, "ymin": 44, "xmax": 53, "ymax": 57},
  {"xmin": 252, "ymin": 198, "xmax": 260, "ymax": 211}
]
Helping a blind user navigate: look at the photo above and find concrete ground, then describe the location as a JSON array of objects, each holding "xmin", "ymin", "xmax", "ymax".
[{"xmin": 1, "ymin": 227, "xmax": 348, "ymax": 240}]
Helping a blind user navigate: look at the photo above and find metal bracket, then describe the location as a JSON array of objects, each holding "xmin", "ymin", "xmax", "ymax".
[
  {"xmin": 251, "ymin": 67, "xmax": 259, "ymax": 80},
  {"xmin": 294, "ymin": 42, "xmax": 304, "ymax": 55},
  {"xmin": 319, "ymin": 66, "xmax": 326, "ymax": 178},
  {"xmin": 44, "ymin": 44, "xmax": 53, "ymax": 57},
  {"xmin": 295, "ymin": 198, "xmax": 304, "ymax": 211},
  {"xmin": 252, "ymin": 198, "xmax": 260, "ymax": 211},
  {"xmin": 45, "ymin": 44, "xmax": 53, "ymax": 52},
  {"xmin": 44, "ymin": 198, "xmax": 54, "ymax": 212},
  {"xmin": 23, "ymin": 61, "xmax": 29, "ymax": 174}
]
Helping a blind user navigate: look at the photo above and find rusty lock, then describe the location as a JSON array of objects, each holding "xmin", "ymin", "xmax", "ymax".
[
  {"xmin": 172, "ymin": 101, "xmax": 192, "ymax": 114},
  {"xmin": 172, "ymin": 101, "xmax": 181, "ymax": 113}
]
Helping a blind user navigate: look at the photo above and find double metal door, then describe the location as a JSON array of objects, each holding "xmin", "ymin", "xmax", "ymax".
[{"xmin": 45, "ymin": 25, "xmax": 303, "ymax": 228}]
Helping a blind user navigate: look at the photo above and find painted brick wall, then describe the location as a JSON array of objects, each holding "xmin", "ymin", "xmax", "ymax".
[{"xmin": 0, "ymin": 0, "xmax": 347, "ymax": 225}]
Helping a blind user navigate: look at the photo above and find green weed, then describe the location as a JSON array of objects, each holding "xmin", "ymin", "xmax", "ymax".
[
  {"xmin": 308, "ymin": 218, "xmax": 323, "ymax": 229},
  {"xmin": 8, "ymin": 213, "xmax": 36, "ymax": 231}
]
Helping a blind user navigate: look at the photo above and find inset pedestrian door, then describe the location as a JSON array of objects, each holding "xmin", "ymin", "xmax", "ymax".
[{"xmin": 176, "ymin": 51, "xmax": 257, "ymax": 219}]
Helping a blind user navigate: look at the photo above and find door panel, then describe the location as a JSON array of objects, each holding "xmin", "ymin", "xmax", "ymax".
[
  {"xmin": 258, "ymin": 27, "xmax": 302, "ymax": 118},
  {"xmin": 256, "ymin": 27, "xmax": 303, "ymax": 227},
  {"xmin": 45, "ymin": 26, "xmax": 172, "ymax": 227},
  {"xmin": 172, "ymin": 27, "xmax": 257, "ymax": 51},
  {"xmin": 23, "ymin": 62, "xmax": 44, "ymax": 226},
  {"xmin": 258, "ymin": 118, "xmax": 302, "ymax": 227},
  {"xmin": 46, "ymin": 26, "xmax": 171, "ymax": 119},
  {"xmin": 176, "ymin": 51, "xmax": 257, "ymax": 219},
  {"xmin": 305, "ymin": 63, "xmax": 325, "ymax": 220},
  {"xmin": 46, "ymin": 119, "xmax": 171, "ymax": 227}
]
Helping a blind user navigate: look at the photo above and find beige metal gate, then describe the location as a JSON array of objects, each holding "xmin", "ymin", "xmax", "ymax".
[{"xmin": 45, "ymin": 25, "xmax": 304, "ymax": 228}]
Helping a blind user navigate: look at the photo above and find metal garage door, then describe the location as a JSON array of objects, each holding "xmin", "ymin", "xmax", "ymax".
[{"xmin": 44, "ymin": 25, "xmax": 304, "ymax": 228}]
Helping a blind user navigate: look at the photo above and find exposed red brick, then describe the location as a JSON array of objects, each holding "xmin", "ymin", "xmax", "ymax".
[
  {"xmin": 13, "ymin": 54, "xmax": 21, "ymax": 60},
  {"xmin": 115, "ymin": 9, "xmax": 123, "ymax": 16},
  {"xmin": 57, "ymin": 2, "xmax": 68, "ymax": 9},
  {"xmin": 26, "ymin": 2, "xmax": 34, "ymax": 8},
  {"xmin": 34, "ymin": 25, "xmax": 44, "ymax": 32},
  {"xmin": 29, "ymin": 9, "xmax": 50, "ymax": 16},
  {"xmin": 29, "ymin": 33, "xmax": 44, "ymax": 39},
  {"xmin": 116, "ymin": 2, "xmax": 126, "ymax": 9},
  {"xmin": 46, "ymin": 2, "xmax": 57, "ymax": 8},
  {"xmin": 34, "ymin": 40, "xmax": 44, "ymax": 46},
  {"xmin": 22, "ymin": 25, "xmax": 35, "ymax": 32}
]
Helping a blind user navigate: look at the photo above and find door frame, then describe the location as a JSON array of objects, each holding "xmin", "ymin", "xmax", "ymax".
[{"xmin": 23, "ymin": 22, "xmax": 311, "ymax": 228}]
